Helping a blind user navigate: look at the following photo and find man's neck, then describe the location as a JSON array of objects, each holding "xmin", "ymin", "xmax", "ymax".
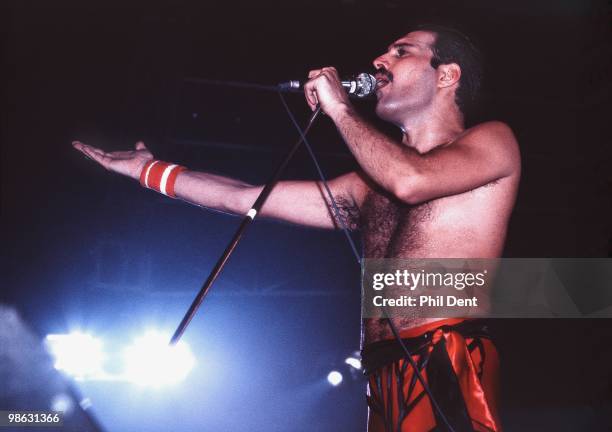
[{"xmin": 399, "ymin": 102, "xmax": 465, "ymax": 154}]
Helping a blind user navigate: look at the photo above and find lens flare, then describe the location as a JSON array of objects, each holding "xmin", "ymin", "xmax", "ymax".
[
  {"xmin": 45, "ymin": 332, "xmax": 105, "ymax": 379},
  {"xmin": 344, "ymin": 356, "xmax": 362, "ymax": 370},
  {"xmin": 122, "ymin": 331, "xmax": 195, "ymax": 386},
  {"xmin": 327, "ymin": 370, "xmax": 343, "ymax": 386}
]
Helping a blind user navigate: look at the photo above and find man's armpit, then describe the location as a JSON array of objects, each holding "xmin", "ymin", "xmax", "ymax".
[{"xmin": 326, "ymin": 195, "xmax": 360, "ymax": 231}]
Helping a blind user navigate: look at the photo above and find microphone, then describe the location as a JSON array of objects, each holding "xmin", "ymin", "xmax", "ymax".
[{"xmin": 278, "ymin": 72, "xmax": 377, "ymax": 98}]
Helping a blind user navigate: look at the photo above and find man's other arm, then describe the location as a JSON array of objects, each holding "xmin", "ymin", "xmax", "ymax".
[
  {"xmin": 72, "ymin": 141, "xmax": 366, "ymax": 229},
  {"xmin": 331, "ymin": 111, "xmax": 521, "ymax": 204}
]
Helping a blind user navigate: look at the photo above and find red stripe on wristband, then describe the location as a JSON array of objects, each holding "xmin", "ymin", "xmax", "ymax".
[
  {"xmin": 166, "ymin": 166, "xmax": 187, "ymax": 198},
  {"xmin": 147, "ymin": 162, "xmax": 168, "ymax": 191},
  {"xmin": 138, "ymin": 160, "xmax": 186, "ymax": 198},
  {"xmin": 139, "ymin": 160, "xmax": 156, "ymax": 187}
]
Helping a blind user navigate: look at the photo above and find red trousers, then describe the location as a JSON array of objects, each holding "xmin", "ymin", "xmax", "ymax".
[{"xmin": 364, "ymin": 319, "xmax": 502, "ymax": 432}]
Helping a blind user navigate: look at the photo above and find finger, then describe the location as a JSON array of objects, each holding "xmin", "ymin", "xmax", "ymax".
[
  {"xmin": 80, "ymin": 146, "xmax": 110, "ymax": 167},
  {"xmin": 305, "ymin": 91, "xmax": 317, "ymax": 111},
  {"xmin": 72, "ymin": 141, "xmax": 86, "ymax": 151},
  {"xmin": 135, "ymin": 141, "xmax": 147, "ymax": 150},
  {"xmin": 306, "ymin": 92, "xmax": 318, "ymax": 110},
  {"xmin": 86, "ymin": 147, "xmax": 108, "ymax": 162},
  {"xmin": 72, "ymin": 141, "xmax": 117, "ymax": 171},
  {"xmin": 307, "ymin": 98, "xmax": 317, "ymax": 111},
  {"xmin": 74, "ymin": 141, "xmax": 103, "ymax": 155},
  {"xmin": 308, "ymin": 69, "xmax": 322, "ymax": 79},
  {"xmin": 72, "ymin": 141, "xmax": 94, "ymax": 158},
  {"xmin": 77, "ymin": 148, "xmax": 93, "ymax": 161},
  {"xmin": 107, "ymin": 150, "xmax": 135, "ymax": 159},
  {"xmin": 79, "ymin": 146, "xmax": 99, "ymax": 161},
  {"xmin": 303, "ymin": 83, "xmax": 318, "ymax": 110},
  {"xmin": 321, "ymin": 68, "xmax": 340, "ymax": 82}
]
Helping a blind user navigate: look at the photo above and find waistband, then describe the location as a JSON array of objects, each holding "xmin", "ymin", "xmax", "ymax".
[{"xmin": 361, "ymin": 319, "xmax": 492, "ymax": 375}]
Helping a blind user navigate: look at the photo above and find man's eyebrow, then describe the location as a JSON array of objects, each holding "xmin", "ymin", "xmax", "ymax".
[{"xmin": 387, "ymin": 42, "xmax": 419, "ymax": 51}]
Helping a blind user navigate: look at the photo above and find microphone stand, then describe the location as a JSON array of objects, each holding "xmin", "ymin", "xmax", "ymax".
[{"xmin": 169, "ymin": 105, "xmax": 323, "ymax": 345}]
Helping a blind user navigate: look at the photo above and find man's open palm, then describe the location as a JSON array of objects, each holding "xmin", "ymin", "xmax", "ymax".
[{"xmin": 72, "ymin": 141, "xmax": 153, "ymax": 180}]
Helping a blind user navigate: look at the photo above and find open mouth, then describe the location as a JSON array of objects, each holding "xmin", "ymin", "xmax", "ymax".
[
  {"xmin": 375, "ymin": 72, "xmax": 391, "ymax": 90},
  {"xmin": 375, "ymin": 78, "xmax": 389, "ymax": 90}
]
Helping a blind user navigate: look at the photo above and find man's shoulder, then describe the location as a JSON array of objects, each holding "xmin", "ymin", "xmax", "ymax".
[
  {"xmin": 460, "ymin": 120, "xmax": 518, "ymax": 148},
  {"xmin": 452, "ymin": 121, "xmax": 521, "ymax": 181}
]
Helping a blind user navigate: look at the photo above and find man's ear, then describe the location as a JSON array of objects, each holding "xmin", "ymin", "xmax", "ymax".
[{"xmin": 437, "ymin": 63, "xmax": 461, "ymax": 88}]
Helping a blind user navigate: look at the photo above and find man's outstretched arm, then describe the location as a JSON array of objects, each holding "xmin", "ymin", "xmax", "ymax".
[{"xmin": 72, "ymin": 141, "xmax": 365, "ymax": 229}]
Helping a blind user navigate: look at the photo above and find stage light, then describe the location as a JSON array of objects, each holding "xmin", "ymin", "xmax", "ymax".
[
  {"xmin": 45, "ymin": 332, "xmax": 105, "ymax": 379},
  {"xmin": 327, "ymin": 370, "xmax": 343, "ymax": 386},
  {"xmin": 122, "ymin": 331, "xmax": 195, "ymax": 386},
  {"xmin": 50, "ymin": 393, "xmax": 74, "ymax": 414},
  {"xmin": 344, "ymin": 356, "xmax": 362, "ymax": 370}
]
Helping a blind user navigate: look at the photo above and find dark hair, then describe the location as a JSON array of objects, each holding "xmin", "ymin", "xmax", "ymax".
[{"xmin": 415, "ymin": 24, "xmax": 483, "ymax": 118}]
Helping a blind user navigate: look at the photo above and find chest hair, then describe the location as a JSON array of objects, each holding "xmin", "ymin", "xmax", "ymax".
[{"xmin": 359, "ymin": 190, "xmax": 432, "ymax": 258}]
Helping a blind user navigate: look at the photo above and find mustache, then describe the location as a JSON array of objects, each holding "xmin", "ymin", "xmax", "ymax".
[{"xmin": 375, "ymin": 68, "xmax": 393, "ymax": 82}]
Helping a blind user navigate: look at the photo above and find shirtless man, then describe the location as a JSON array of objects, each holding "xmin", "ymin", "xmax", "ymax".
[{"xmin": 74, "ymin": 25, "xmax": 519, "ymax": 432}]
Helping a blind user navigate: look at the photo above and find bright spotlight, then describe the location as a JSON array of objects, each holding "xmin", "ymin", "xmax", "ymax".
[
  {"xmin": 327, "ymin": 370, "xmax": 343, "ymax": 386},
  {"xmin": 122, "ymin": 331, "xmax": 195, "ymax": 386},
  {"xmin": 50, "ymin": 393, "xmax": 74, "ymax": 414},
  {"xmin": 344, "ymin": 356, "xmax": 362, "ymax": 370},
  {"xmin": 45, "ymin": 332, "xmax": 105, "ymax": 379}
]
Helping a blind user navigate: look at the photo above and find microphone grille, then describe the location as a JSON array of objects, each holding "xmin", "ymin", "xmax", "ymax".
[{"xmin": 354, "ymin": 73, "xmax": 376, "ymax": 97}]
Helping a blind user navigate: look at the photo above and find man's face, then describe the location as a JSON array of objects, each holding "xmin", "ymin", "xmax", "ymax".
[{"xmin": 372, "ymin": 31, "xmax": 439, "ymax": 125}]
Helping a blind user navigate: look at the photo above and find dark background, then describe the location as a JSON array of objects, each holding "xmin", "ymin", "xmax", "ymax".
[{"xmin": 2, "ymin": 0, "xmax": 612, "ymax": 431}]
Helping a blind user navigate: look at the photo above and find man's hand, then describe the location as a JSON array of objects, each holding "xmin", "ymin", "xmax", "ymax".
[
  {"xmin": 304, "ymin": 67, "xmax": 352, "ymax": 117},
  {"xmin": 72, "ymin": 141, "xmax": 153, "ymax": 180}
]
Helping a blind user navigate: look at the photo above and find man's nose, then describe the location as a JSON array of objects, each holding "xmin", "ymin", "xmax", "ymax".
[{"xmin": 372, "ymin": 54, "xmax": 389, "ymax": 70}]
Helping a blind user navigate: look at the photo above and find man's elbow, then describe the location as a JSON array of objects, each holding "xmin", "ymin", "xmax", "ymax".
[{"xmin": 391, "ymin": 177, "xmax": 426, "ymax": 205}]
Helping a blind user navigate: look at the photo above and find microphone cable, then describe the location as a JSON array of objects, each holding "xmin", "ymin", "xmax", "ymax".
[
  {"xmin": 277, "ymin": 91, "xmax": 458, "ymax": 432},
  {"xmin": 178, "ymin": 72, "xmax": 459, "ymax": 431}
]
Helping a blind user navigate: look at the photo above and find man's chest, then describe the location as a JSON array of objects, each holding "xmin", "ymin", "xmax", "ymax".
[
  {"xmin": 359, "ymin": 191, "xmax": 433, "ymax": 258},
  {"xmin": 357, "ymin": 182, "xmax": 506, "ymax": 258}
]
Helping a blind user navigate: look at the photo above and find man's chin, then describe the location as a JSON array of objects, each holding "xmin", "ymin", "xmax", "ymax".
[{"xmin": 374, "ymin": 101, "xmax": 393, "ymax": 122}]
